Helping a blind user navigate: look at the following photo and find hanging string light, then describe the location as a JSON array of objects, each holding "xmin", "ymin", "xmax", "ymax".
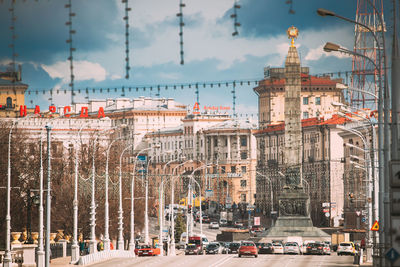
[
  {"xmin": 9, "ymin": 0, "xmax": 17, "ymax": 76},
  {"xmin": 286, "ymin": 0, "xmax": 295, "ymax": 14},
  {"xmin": 122, "ymin": 0, "xmax": 131, "ymax": 79},
  {"xmin": 232, "ymin": 81, "xmax": 236, "ymax": 117},
  {"xmin": 177, "ymin": 0, "xmax": 185, "ymax": 65},
  {"xmin": 230, "ymin": 0, "xmax": 241, "ymax": 36},
  {"xmin": 65, "ymin": 0, "xmax": 76, "ymax": 104}
]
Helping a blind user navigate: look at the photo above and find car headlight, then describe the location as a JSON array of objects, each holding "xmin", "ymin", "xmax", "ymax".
[{"xmin": 149, "ymin": 250, "xmax": 153, "ymax": 253}]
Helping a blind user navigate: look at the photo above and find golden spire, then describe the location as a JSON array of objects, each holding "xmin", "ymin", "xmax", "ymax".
[{"xmin": 287, "ymin": 26, "xmax": 299, "ymax": 47}]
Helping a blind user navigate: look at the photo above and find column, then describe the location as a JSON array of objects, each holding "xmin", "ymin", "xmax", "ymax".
[{"xmin": 227, "ymin": 135, "xmax": 231, "ymax": 160}]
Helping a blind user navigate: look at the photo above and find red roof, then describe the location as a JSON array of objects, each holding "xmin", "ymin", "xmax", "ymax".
[{"xmin": 257, "ymin": 74, "xmax": 339, "ymax": 87}]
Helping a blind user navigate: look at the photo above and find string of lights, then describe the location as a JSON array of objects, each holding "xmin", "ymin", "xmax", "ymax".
[
  {"xmin": 286, "ymin": 0, "xmax": 295, "ymax": 14},
  {"xmin": 65, "ymin": 0, "xmax": 76, "ymax": 104},
  {"xmin": 9, "ymin": 0, "xmax": 17, "ymax": 74},
  {"xmin": 230, "ymin": 0, "xmax": 241, "ymax": 36},
  {"xmin": 177, "ymin": 0, "xmax": 185, "ymax": 65},
  {"xmin": 122, "ymin": 0, "xmax": 131, "ymax": 79}
]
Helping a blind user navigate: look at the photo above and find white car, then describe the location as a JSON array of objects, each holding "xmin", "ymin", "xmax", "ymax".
[
  {"xmin": 284, "ymin": 242, "xmax": 301, "ymax": 255},
  {"xmin": 209, "ymin": 222, "xmax": 220, "ymax": 229},
  {"xmin": 337, "ymin": 242, "xmax": 356, "ymax": 256},
  {"xmin": 323, "ymin": 243, "xmax": 331, "ymax": 255},
  {"xmin": 219, "ymin": 218, "xmax": 228, "ymax": 226},
  {"xmin": 272, "ymin": 243, "xmax": 284, "ymax": 254}
]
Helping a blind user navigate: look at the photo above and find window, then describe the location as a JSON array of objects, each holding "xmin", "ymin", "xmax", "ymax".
[
  {"xmin": 6, "ymin": 97, "xmax": 12, "ymax": 108},
  {"xmin": 241, "ymin": 166, "xmax": 246, "ymax": 173},
  {"xmin": 214, "ymin": 138, "xmax": 218, "ymax": 147},
  {"xmin": 303, "ymin": 112, "xmax": 309, "ymax": 119},
  {"xmin": 303, "ymin": 97, "xmax": 309, "ymax": 105},
  {"xmin": 315, "ymin": 97, "xmax": 321, "ymax": 105},
  {"xmin": 241, "ymin": 152, "xmax": 247, "ymax": 159},
  {"xmin": 225, "ymin": 138, "xmax": 228, "ymax": 146},
  {"xmin": 240, "ymin": 137, "xmax": 247, "ymax": 147},
  {"xmin": 231, "ymin": 166, "xmax": 236, "ymax": 173},
  {"xmin": 241, "ymin": 194, "xmax": 247, "ymax": 202},
  {"xmin": 240, "ymin": 180, "xmax": 247, "ymax": 188},
  {"xmin": 221, "ymin": 166, "xmax": 226, "ymax": 174}
]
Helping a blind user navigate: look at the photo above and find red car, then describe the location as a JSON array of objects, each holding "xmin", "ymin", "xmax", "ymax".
[
  {"xmin": 238, "ymin": 241, "xmax": 258, "ymax": 258},
  {"xmin": 137, "ymin": 245, "xmax": 161, "ymax": 256}
]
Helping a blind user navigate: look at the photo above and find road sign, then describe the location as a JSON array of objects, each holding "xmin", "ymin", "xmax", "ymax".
[
  {"xmin": 386, "ymin": 248, "xmax": 400, "ymax": 263},
  {"xmin": 362, "ymin": 217, "xmax": 366, "ymax": 223},
  {"xmin": 322, "ymin": 202, "xmax": 330, "ymax": 207},
  {"xmin": 226, "ymin": 196, "xmax": 232, "ymax": 204},
  {"xmin": 137, "ymin": 155, "xmax": 147, "ymax": 162},
  {"xmin": 205, "ymin": 189, "xmax": 213, "ymax": 198},
  {"xmin": 325, "ymin": 212, "xmax": 330, "ymax": 217},
  {"xmin": 323, "ymin": 208, "xmax": 329, "ymax": 213},
  {"xmin": 254, "ymin": 217, "xmax": 260, "ymax": 226},
  {"xmin": 371, "ymin": 220, "xmax": 379, "ymax": 231}
]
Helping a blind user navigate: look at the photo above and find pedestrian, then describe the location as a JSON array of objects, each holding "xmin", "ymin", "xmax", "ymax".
[{"xmin": 79, "ymin": 240, "xmax": 85, "ymax": 256}]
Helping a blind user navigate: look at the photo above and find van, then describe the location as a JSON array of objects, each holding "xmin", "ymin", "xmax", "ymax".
[{"xmin": 179, "ymin": 232, "xmax": 188, "ymax": 249}]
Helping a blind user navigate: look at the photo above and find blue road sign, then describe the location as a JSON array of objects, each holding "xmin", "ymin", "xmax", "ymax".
[
  {"xmin": 361, "ymin": 217, "xmax": 366, "ymax": 223},
  {"xmin": 138, "ymin": 155, "xmax": 147, "ymax": 161},
  {"xmin": 386, "ymin": 248, "xmax": 400, "ymax": 263}
]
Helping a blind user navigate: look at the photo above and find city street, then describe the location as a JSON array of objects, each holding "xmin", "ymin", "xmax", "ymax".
[{"xmin": 88, "ymin": 254, "xmax": 356, "ymax": 267}]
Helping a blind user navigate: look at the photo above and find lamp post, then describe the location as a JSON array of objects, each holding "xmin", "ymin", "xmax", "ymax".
[
  {"xmin": 89, "ymin": 126, "xmax": 113, "ymax": 254},
  {"xmin": 159, "ymin": 158, "xmax": 178, "ymax": 256},
  {"xmin": 318, "ymin": 7, "xmax": 388, "ymax": 264},
  {"xmin": 45, "ymin": 124, "xmax": 52, "ymax": 267},
  {"xmin": 256, "ymin": 172, "xmax": 274, "ymax": 214},
  {"xmin": 168, "ymin": 159, "xmax": 192, "ymax": 256},
  {"xmin": 117, "ymin": 144, "xmax": 134, "ymax": 250}
]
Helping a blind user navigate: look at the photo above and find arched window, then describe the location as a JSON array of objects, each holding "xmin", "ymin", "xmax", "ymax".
[{"xmin": 6, "ymin": 97, "xmax": 12, "ymax": 108}]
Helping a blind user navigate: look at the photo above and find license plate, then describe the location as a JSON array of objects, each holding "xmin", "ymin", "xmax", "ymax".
[
  {"xmin": 143, "ymin": 253, "xmax": 148, "ymax": 255},
  {"xmin": 312, "ymin": 248, "xmax": 317, "ymax": 250}
]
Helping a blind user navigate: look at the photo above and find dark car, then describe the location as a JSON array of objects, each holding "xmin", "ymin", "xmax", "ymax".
[
  {"xmin": 228, "ymin": 242, "xmax": 241, "ymax": 254},
  {"xmin": 202, "ymin": 215, "xmax": 211, "ymax": 223},
  {"xmin": 185, "ymin": 244, "xmax": 202, "ymax": 255},
  {"xmin": 205, "ymin": 243, "xmax": 221, "ymax": 254},
  {"xmin": 305, "ymin": 242, "xmax": 324, "ymax": 255},
  {"xmin": 258, "ymin": 242, "xmax": 274, "ymax": 254},
  {"xmin": 234, "ymin": 221, "xmax": 244, "ymax": 228}
]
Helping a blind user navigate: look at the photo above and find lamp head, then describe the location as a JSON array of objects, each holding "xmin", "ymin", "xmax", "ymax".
[
  {"xmin": 317, "ymin": 8, "xmax": 335, "ymax": 17},
  {"xmin": 323, "ymin": 42, "xmax": 340, "ymax": 52}
]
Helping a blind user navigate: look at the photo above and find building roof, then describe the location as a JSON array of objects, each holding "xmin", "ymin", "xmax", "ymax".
[
  {"xmin": 147, "ymin": 125, "xmax": 183, "ymax": 136},
  {"xmin": 209, "ymin": 119, "xmax": 257, "ymax": 130},
  {"xmin": 256, "ymin": 73, "xmax": 342, "ymax": 88},
  {"xmin": 0, "ymin": 78, "xmax": 27, "ymax": 87}
]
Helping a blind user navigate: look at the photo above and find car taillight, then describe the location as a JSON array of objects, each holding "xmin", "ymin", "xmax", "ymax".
[
  {"xmin": 318, "ymin": 247, "xmax": 322, "ymax": 249},
  {"xmin": 307, "ymin": 246, "xmax": 311, "ymax": 249}
]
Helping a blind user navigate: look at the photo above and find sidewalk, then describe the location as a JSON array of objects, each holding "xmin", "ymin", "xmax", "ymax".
[{"xmin": 50, "ymin": 257, "xmax": 74, "ymax": 267}]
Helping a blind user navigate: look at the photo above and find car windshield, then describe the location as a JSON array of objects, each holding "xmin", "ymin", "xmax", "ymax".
[
  {"xmin": 285, "ymin": 243, "xmax": 296, "ymax": 246},
  {"xmin": 141, "ymin": 245, "xmax": 151, "ymax": 249},
  {"xmin": 230, "ymin": 243, "xmax": 240, "ymax": 248},
  {"xmin": 207, "ymin": 244, "xmax": 218, "ymax": 249},
  {"xmin": 273, "ymin": 243, "xmax": 282, "ymax": 247},
  {"xmin": 340, "ymin": 243, "xmax": 351, "ymax": 247},
  {"xmin": 241, "ymin": 242, "xmax": 255, "ymax": 247},
  {"xmin": 187, "ymin": 244, "xmax": 196, "ymax": 249}
]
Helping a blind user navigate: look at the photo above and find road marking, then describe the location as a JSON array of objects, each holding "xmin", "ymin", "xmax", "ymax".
[{"xmin": 211, "ymin": 255, "xmax": 234, "ymax": 267}]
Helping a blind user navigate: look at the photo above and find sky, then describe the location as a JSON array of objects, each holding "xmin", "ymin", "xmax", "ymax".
[{"xmin": 0, "ymin": 0, "xmax": 391, "ymax": 117}]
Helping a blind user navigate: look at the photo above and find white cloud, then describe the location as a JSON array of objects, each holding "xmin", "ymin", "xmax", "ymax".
[
  {"xmin": 304, "ymin": 44, "xmax": 352, "ymax": 61},
  {"xmin": 41, "ymin": 60, "xmax": 107, "ymax": 83}
]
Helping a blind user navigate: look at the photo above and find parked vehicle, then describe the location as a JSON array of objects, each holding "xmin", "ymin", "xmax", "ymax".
[
  {"xmin": 284, "ymin": 242, "xmax": 301, "ymax": 255},
  {"xmin": 205, "ymin": 243, "xmax": 223, "ymax": 254},
  {"xmin": 272, "ymin": 243, "xmax": 284, "ymax": 254},
  {"xmin": 238, "ymin": 241, "xmax": 258, "ymax": 258},
  {"xmin": 228, "ymin": 242, "xmax": 241, "ymax": 254},
  {"xmin": 137, "ymin": 245, "xmax": 160, "ymax": 256},
  {"xmin": 258, "ymin": 243, "xmax": 274, "ymax": 254},
  {"xmin": 179, "ymin": 232, "xmax": 188, "ymax": 249},
  {"xmin": 323, "ymin": 243, "xmax": 331, "ymax": 255},
  {"xmin": 337, "ymin": 242, "xmax": 356, "ymax": 256},
  {"xmin": 202, "ymin": 215, "xmax": 211, "ymax": 223},
  {"xmin": 305, "ymin": 242, "xmax": 324, "ymax": 255},
  {"xmin": 251, "ymin": 225, "xmax": 262, "ymax": 233},
  {"xmin": 185, "ymin": 244, "xmax": 202, "ymax": 255},
  {"xmin": 209, "ymin": 222, "xmax": 219, "ymax": 229}
]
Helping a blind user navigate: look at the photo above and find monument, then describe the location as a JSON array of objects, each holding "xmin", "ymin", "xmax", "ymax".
[{"xmin": 262, "ymin": 27, "xmax": 330, "ymax": 243}]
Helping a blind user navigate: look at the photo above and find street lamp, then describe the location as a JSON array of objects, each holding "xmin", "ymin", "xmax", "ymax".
[
  {"xmin": 117, "ymin": 144, "xmax": 134, "ymax": 250},
  {"xmin": 256, "ymin": 172, "xmax": 274, "ymax": 215},
  {"xmin": 167, "ymin": 159, "xmax": 192, "ymax": 256}
]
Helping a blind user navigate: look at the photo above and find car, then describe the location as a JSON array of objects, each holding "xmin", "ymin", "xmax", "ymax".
[
  {"xmin": 209, "ymin": 222, "xmax": 220, "ymax": 229},
  {"xmin": 185, "ymin": 244, "xmax": 202, "ymax": 255},
  {"xmin": 202, "ymin": 215, "xmax": 211, "ymax": 223},
  {"xmin": 221, "ymin": 242, "xmax": 231, "ymax": 254},
  {"xmin": 234, "ymin": 221, "xmax": 244, "ymax": 228},
  {"xmin": 205, "ymin": 243, "xmax": 223, "ymax": 254},
  {"xmin": 238, "ymin": 241, "xmax": 258, "ymax": 258},
  {"xmin": 302, "ymin": 241, "xmax": 315, "ymax": 254},
  {"xmin": 137, "ymin": 245, "xmax": 160, "ymax": 256},
  {"xmin": 272, "ymin": 243, "xmax": 284, "ymax": 254},
  {"xmin": 228, "ymin": 242, "xmax": 241, "ymax": 254},
  {"xmin": 305, "ymin": 242, "xmax": 324, "ymax": 255},
  {"xmin": 258, "ymin": 242, "xmax": 274, "ymax": 254},
  {"xmin": 251, "ymin": 226, "xmax": 262, "ymax": 233},
  {"xmin": 337, "ymin": 242, "xmax": 356, "ymax": 256},
  {"xmin": 219, "ymin": 218, "xmax": 228, "ymax": 226},
  {"xmin": 323, "ymin": 243, "xmax": 331, "ymax": 255},
  {"xmin": 284, "ymin": 242, "xmax": 301, "ymax": 255}
]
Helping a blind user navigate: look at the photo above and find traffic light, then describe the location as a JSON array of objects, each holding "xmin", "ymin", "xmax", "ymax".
[{"xmin": 188, "ymin": 205, "xmax": 192, "ymax": 213}]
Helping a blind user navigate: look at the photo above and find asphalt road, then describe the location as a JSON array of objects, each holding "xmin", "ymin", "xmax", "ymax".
[{"xmin": 89, "ymin": 254, "xmax": 356, "ymax": 267}]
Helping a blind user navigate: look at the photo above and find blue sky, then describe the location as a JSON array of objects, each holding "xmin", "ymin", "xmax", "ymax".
[{"xmin": 0, "ymin": 0, "xmax": 388, "ymax": 116}]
